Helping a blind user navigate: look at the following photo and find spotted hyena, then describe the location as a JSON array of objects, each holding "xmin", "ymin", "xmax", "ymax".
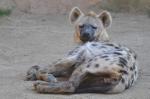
[{"xmin": 26, "ymin": 7, "xmax": 138, "ymax": 94}]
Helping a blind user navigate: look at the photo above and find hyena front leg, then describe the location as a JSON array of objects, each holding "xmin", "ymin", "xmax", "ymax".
[
  {"xmin": 25, "ymin": 52, "xmax": 82, "ymax": 81},
  {"xmin": 34, "ymin": 66, "xmax": 87, "ymax": 93}
]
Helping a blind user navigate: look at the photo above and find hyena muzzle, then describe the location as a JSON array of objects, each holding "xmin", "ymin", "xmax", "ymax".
[{"xmin": 25, "ymin": 7, "xmax": 138, "ymax": 94}]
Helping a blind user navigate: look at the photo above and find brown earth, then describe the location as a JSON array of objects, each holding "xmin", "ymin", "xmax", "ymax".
[{"xmin": 0, "ymin": 10, "xmax": 150, "ymax": 99}]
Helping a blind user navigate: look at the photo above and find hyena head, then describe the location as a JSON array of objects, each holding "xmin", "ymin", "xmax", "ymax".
[{"xmin": 69, "ymin": 7, "xmax": 112, "ymax": 43}]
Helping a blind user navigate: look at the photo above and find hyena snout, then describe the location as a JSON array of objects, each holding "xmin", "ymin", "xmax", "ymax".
[{"xmin": 80, "ymin": 24, "xmax": 96, "ymax": 41}]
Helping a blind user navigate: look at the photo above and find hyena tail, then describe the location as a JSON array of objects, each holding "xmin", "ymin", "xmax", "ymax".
[
  {"xmin": 75, "ymin": 86, "xmax": 114, "ymax": 93},
  {"xmin": 75, "ymin": 74, "xmax": 121, "ymax": 93}
]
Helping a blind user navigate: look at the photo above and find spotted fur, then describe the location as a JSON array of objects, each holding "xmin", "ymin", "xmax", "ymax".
[{"xmin": 25, "ymin": 7, "xmax": 138, "ymax": 94}]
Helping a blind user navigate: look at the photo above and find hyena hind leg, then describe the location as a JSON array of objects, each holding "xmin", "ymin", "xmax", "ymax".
[{"xmin": 34, "ymin": 66, "xmax": 87, "ymax": 93}]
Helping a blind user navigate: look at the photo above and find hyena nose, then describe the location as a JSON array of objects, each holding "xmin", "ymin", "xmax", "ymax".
[{"xmin": 82, "ymin": 33, "xmax": 90, "ymax": 38}]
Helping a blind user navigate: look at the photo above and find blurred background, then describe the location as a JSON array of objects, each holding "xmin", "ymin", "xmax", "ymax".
[{"xmin": 0, "ymin": 0, "xmax": 150, "ymax": 15}]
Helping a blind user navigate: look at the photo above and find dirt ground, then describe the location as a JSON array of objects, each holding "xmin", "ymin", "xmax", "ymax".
[{"xmin": 0, "ymin": 11, "xmax": 150, "ymax": 99}]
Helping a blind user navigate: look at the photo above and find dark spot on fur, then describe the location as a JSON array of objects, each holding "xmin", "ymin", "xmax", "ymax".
[
  {"xmin": 115, "ymin": 46, "xmax": 120, "ymax": 49},
  {"xmin": 121, "ymin": 78, "xmax": 125, "ymax": 83},
  {"xmin": 95, "ymin": 64, "xmax": 99, "ymax": 68},
  {"xmin": 134, "ymin": 54, "xmax": 137, "ymax": 59},
  {"xmin": 106, "ymin": 43, "xmax": 114, "ymax": 46},
  {"xmin": 99, "ymin": 46, "xmax": 106, "ymax": 49},
  {"xmin": 88, "ymin": 59, "xmax": 93, "ymax": 62},
  {"xmin": 92, "ymin": 43, "xmax": 97, "ymax": 46},
  {"xmin": 131, "ymin": 79, "xmax": 134, "ymax": 85},
  {"xmin": 119, "ymin": 70, "xmax": 128, "ymax": 75},
  {"xmin": 77, "ymin": 51, "xmax": 84, "ymax": 61},
  {"xmin": 135, "ymin": 71, "xmax": 137, "ymax": 75},
  {"xmin": 117, "ymin": 63, "xmax": 124, "ymax": 68},
  {"xmin": 130, "ymin": 75, "xmax": 135, "ymax": 85},
  {"xmin": 132, "ymin": 63, "xmax": 136, "ymax": 70},
  {"xmin": 113, "ymin": 78, "xmax": 118, "ymax": 82},
  {"xmin": 68, "ymin": 46, "xmax": 80, "ymax": 55},
  {"xmin": 130, "ymin": 67, "xmax": 133, "ymax": 71},
  {"xmin": 68, "ymin": 51, "xmax": 72, "ymax": 55},
  {"xmin": 77, "ymin": 57, "xmax": 81, "ymax": 61},
  {"xmin": 116, "ymin": 49, "xmax": 123, "ymax": 51},
  {"xmin": 118, "ymin": 57, "xmax": 127, "ymax": 67},
  {"xmin": 87, "ymin": 64, "xmax": 90, "ymax": 68},
  {"xmin": 82, "ymin": 58, "xmax": 85, "ymax": 62},
  {"xmin": 105, "ymin": 58, "xmax": 110, "ymax": 61},
  {"xmin": 101, "ymin": 55, "xmax": 108, "ymax": 58},
  {"xmin": 113, "ymin": 52, "xmax": 122, "ymax": 55}
]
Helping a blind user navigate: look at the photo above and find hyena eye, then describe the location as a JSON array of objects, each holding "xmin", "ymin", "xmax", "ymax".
[
  {"xmin": 79, "ymin": 25, "xmax": 84, "ymax": 28},
  {"xmin": 92, "ymin": 26, "xmax": 97, "ymax": 29}
]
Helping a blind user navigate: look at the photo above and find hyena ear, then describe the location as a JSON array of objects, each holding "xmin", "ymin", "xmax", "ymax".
[
  {"xmin": 69, "ymin": 7, "xmax": 84, "ymax": 24},
  {"xmin": 97, "ymin": 11, "xmax": 112, "ymax": 28}
]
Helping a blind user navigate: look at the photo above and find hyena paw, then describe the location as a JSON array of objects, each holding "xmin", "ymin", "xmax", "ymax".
[
  {"xmin": 33, "ymin": 81, "xmax": 49, "ymax": 90},
  {"xmin": 46, "ymin": 74, "xmax": 57, "ymax": 82},
  {"xmin": 25, "ymin": 65, "xmax": 40, "ymax": 81}
]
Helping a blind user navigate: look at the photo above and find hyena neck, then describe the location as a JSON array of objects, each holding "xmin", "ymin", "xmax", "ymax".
[{"xmin": 78, "ymin": 39, "xmax": 104, "ymax": 45}]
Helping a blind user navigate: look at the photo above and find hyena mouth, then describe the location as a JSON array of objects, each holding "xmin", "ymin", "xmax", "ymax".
[{"xmin": 80, "ymin": 35, "xmax": 95, "ymax": 42}]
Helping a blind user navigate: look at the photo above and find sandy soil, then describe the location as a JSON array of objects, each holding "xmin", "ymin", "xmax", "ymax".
[{"xmin": 0, "ymin": 11, "xmax": 150, "ymax": 99}]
